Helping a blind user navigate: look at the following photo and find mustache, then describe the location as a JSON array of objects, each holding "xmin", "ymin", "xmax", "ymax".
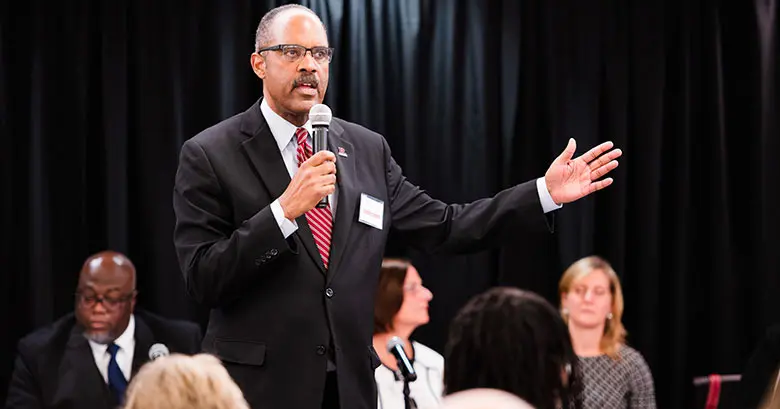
[{"xmin": 293, "ymin": 74, "xmax": 319, "ymax": 88}]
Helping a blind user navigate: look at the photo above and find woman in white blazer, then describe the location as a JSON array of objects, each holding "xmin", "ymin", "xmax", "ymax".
[{"xmin": 372, "ymin": 259, "xmax": 444, "ymax": 409}]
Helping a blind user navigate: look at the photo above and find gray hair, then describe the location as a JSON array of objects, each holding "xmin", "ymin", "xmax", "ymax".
[{"xmin": 254, "ymin": 4, "xmax": 326, "ymax": 52}]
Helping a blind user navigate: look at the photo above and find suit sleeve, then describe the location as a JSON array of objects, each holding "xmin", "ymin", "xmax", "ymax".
[
  {"xmin": 173, "ymin": 139, "xmax": 293, "ymax": 307},
  {"xmin": 383, "ymin": 138, "xmax": 552, "ymax": 254},
  {"xmin": 5, "ymin": 350, "xmax": 44, "ymax": 409}
]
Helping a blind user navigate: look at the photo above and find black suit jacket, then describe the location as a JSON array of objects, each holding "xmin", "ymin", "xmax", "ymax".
[
  {"xmin": 4, "ymin": 310, "xmax": 202, "ymax": 409},
  {"xmin": 172, "ymin": 99, "xmax": 553, "ymax": 409}
]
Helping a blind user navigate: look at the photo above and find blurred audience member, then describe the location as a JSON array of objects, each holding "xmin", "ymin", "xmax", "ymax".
[
  {"xmin": 741, "ymin": 323, "xmax": 780, "ymax": 408},
  {"xmin": 440, "ymin": 388, "xmax": 535, "ymax": 409},
  {"xmin": 373, "ymin": 259, "xmax": 443, "ymax": 409},
  {"xmin": 122, "ymin": 353, "xmax": 249, "ymax": 409},
  {"xmin": 559, "ymin": 256, "xmax": 655, "ymax": 409},
  {"xmin": 444, "ymin": 287, "xmax": 582, "ymax": 409},
  {"xmin": 5, "ymin": 251, "xmax": 202, "ymax": 409}
]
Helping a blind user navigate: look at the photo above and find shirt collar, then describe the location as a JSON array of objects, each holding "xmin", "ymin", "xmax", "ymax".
[
  {"xmin": 260, "ymin": 98, "xmax": 313, "ymax": 153},
  {"xmin": 113, "ymin": 314, "xmax": 135, "ymax": 352}
]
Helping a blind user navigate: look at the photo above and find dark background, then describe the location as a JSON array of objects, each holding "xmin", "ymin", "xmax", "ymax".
[{"xmin": 2, "ymin": 1, "xmax": 778, "ymax": 408}]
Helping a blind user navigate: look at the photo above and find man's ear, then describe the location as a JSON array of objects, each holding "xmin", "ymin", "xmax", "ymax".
[
  {"xmin": 251, "ymin": 53, "xmax": 266, "ymax": 79},
  {"xmin": 130, "ymin": 290, "xmax": 137, "ymax": 311}
]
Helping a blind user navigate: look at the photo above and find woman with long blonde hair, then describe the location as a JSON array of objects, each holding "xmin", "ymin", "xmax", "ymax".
[{"xmin": 559, "ymin": 256, "xmax": 655, "ymax": 409}]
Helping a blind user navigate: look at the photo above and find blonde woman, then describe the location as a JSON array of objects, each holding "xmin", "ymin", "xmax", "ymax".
[
  {"xmin": 559, "ymin": 256, "xmax": 655, "ymax": 409},
  {"xmin": 122, "ymin": 353, "xmax": 249, "ymax": 409}
]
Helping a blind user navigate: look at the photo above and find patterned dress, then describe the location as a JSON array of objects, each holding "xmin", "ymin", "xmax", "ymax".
[{"xmin": 578, "ymin": 345, "xmax": 656, "ymax": 409}]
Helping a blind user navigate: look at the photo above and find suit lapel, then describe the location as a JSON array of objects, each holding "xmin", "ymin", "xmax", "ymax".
[
  {"xmin": 131, "ymin": 314, "xmax": 154, "ymax": 377},
  {"xmin": 326, "ymin": 121, "xmax": 357, "ymax": 284},
  {"xmin": 239, "ymin": 99, "xmax": 325, "ymax": 274},
  {"xmin": 65, "ymin": 326, "xmax": 112, "ymax": 406}
]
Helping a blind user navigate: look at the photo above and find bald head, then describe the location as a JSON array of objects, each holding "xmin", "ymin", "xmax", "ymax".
[
  {"xmin": 75, "ymin": 251, "xmax": 137, "ymax": 344},
  {"xmin": 254, "ymin": 4, "xmax": 326, "ymax": 52},
  {"xmin": 440, "ymin": 389, "xmax": 536, "ymax": 409},
  {"xmin": 79, "ymin": 250, "xmax": 136, "ymax": 289}
]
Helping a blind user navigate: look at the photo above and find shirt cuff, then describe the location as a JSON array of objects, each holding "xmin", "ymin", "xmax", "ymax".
[
  {"xmin": 271, "ymin": 199, "xmax": 298, "ymax": 238},
  {"xmin": 536, "ymin": 177, "xmax": 563, "ymax": 214}
]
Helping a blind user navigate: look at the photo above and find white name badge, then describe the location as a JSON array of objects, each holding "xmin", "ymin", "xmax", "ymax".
[{"xmin": 358, "ymin": 193, "xmax": 384, "ymax": 230}]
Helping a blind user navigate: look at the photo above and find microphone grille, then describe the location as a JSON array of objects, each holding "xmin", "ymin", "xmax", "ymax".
[
  {"xmin": 386, "ymin": 336, "xmax": 404, "ymax": 352},
  {"xmin": 309, "ymin": 104, "xmax": 332, "ymax": 127},
  {"xmin": 148, "ymin": 343, "xmax": 170, "ymax": 360}
]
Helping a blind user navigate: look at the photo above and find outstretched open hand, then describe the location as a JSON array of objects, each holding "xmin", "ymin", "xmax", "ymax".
[{"xmin": 544, "ymin": 138, "xmax": 622, "ymax": 205}]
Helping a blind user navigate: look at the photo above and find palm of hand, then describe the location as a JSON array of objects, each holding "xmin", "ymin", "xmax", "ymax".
[{"xmin": 545, "ymin": 139, "xmax": 622, "ymax": 205}]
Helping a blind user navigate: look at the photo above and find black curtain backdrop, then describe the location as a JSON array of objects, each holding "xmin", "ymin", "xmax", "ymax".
[{"xmin": 2, "ymin": 1, "xmax": 778, "ymax": 408}]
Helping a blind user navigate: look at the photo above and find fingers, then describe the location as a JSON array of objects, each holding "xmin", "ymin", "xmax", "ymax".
[
  {"xmin": 302, "ymin": 156, "xmax": 336, "ymax": 176},
  {"xmin": 587, "ymin": 148, "xmax": 622, "ymax": 171},
  {"xmin": 590, "ymin": 160, "xmax": 619, "ymax": 180},
  {"xmin": 314, "ymin": 174, "xmax": 337, "ymax": 196},
  {"xmin": 554, "ymin": 138, "xmax": 577, "ymax": 164},
  {"xmin": 589, "ymin": 177, "xmax": 614, "ymax": 194},
  {"xmin": 306, "ymin": 150, "xmax": 337, "ymax": 167},
  {"xmin": 577, "ymin": 141, "xmax": 615, "ymax": 164}
]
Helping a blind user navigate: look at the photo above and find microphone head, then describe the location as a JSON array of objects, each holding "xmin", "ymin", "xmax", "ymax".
[
  {"xmin": 387, "ymin": 336, "xmax": 404, "ymax": 352},
  {"xmin": 148, "ymin": 343, "xmax": 170, "ymax": 361},
  {"xmin": 309, "ymin": 104, "xmax": 332, "ymax": 127}
]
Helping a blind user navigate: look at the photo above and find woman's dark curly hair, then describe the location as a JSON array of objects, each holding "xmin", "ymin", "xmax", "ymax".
[{"xmin": 444, "ymin": 287, "xmax": 583, "ymax": 409}]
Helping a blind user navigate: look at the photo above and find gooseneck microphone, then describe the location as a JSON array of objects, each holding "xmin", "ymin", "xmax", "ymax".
[
  {"xmin": 386, "ymin": 336, "xmax": 417, "ymax": 382},
  {"xmin": 309, "ymin": 104, "xmax": 333, "ymax": 209}
]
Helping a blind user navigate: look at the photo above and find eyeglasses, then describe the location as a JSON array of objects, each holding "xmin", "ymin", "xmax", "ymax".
[
  {"xmin": 257, "ymin": 44, "xmax": 334, "ymax": 63},
  {"xmin": 75, "ymin": 291, "xmax": 136, "ymax": 309}
]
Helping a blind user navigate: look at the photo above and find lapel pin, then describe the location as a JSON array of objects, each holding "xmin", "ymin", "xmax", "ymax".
[{"xmin": 337, "ymin": 147, "xmax": 348, "ymax": 157}]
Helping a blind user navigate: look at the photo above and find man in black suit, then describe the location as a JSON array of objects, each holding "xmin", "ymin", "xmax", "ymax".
[
  {"xmin": 5, "ymin": 251, "xmax": 202, "ymax": 409},
  {"xmin": 172, "ymin": 4, "xmax": 622, "ymax": 409}
]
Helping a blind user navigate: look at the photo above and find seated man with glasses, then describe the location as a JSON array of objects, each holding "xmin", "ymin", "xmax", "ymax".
[{"xmin": 5, "ymin": 251, "xmax": 202, "ymax": 409}]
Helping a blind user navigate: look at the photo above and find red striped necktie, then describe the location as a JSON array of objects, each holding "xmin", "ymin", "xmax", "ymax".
[{"xmin": 295, "ymin": 127, "xmax": 333, "ymax": 269}]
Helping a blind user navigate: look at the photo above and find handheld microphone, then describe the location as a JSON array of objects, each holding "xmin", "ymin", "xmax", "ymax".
[
  {"xmin": 148, "ymin": 343, "xmax": 170, "ymax": 361},
  {"xmin": 387, "ymin": 336, "xmax": 417, "ymax": 382},
  {"xmin": 309, "ymin": 104, "xmax": 333, "ymax": 209}
]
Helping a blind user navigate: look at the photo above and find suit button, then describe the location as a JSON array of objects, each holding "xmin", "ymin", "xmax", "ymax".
[
  {"xmin": 316, "ymin": 345, "xmax": 326, "ymax": 355},
  {"xmin": 270, "ymin": 249, "xmax": 278, "ymax": 256},
  {"xmin": 325, "ymin": 288, "xmax": 334, "ymax": 298}
]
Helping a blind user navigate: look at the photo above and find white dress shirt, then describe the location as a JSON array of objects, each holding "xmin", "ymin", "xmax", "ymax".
[
  {"xmin": 262, "ymin": 99, "xmax": 561, "ymax": 238},
  {"xmin": 87, "ymin": 314, "xmax": 135, "ymax": 383}
]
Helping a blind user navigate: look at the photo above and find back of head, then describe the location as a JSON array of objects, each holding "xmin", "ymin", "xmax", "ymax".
[
  {"xmin": 444, "ymin": 287, "xmax": 582, "ymax": 409},
  {"xmin": 122, "ymin": 354, "xmax": 249, "ymax": 409},
  {"xmin": 440, "ymin": 389, "xmax": 536, "ymax": 409}
]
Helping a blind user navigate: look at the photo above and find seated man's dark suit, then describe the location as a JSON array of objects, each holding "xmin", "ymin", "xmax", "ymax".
[{"xmin": 4, "ymin": 309, "xmax": 202, "ymax": 409}]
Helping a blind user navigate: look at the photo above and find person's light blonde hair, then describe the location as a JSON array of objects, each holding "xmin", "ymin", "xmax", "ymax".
[
  {"xmin": 122, "ymin": 353, "xmax": 249, "ymax": 409},
  {"xmin": 559, "ymin": 256, "xmax": 627, "ymax": 359},
  {"xmin": 759, "ymin": 368, "xmax": 780, "ymax": 409},
  {"xmin": 440, "ymin": 388, "xmax": 536, "ymax": 409}
]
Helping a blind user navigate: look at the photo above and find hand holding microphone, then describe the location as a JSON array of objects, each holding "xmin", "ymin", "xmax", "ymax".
[{"xmin": 278, "ymin": 104, "xmax": 336, "ymax": 220}]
